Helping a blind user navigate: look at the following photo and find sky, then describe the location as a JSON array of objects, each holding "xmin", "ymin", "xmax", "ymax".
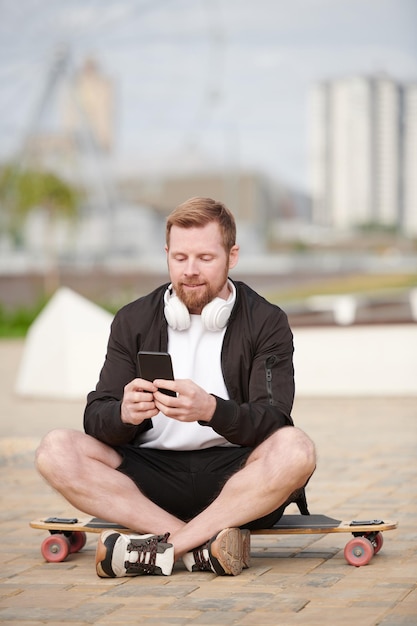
[{"xmin": 0, "ymin": 0, "xmax": 416, "ymax": 192}]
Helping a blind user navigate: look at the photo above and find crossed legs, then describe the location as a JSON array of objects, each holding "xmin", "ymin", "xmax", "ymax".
[{"xmin": 35, "ymin": 426, "xmax": 316, "ymax": 560}]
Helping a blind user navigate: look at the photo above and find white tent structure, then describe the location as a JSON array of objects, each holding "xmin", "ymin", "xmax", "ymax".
[{"xmin": 15, "ymin": 287, "xmax": 113, "ymax": 399}]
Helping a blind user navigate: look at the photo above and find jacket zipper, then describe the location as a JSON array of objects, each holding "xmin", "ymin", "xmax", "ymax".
[{"xmin": 265, "ymin": 355, "xmax": 277, "ymax": 405}]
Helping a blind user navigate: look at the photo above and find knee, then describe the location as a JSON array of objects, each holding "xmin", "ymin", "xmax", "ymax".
[
  {"xmin": 35, "ymin": 429, "xmax": 78, "ymax": 479},
  {"xmin": 291, "ymin": 427, "xmax": 316, "ymax": 474},
  {"xmin": 270, "ymin": 426, "xmax": 316, "ymax": 482}
]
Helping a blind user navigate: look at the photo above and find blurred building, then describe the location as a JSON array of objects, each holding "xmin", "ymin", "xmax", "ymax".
[
  {"xmin": 64, "ymin": 57, "xmax": 114, "ymax": 153},
  {"xmin": 24, "ymin": 55, "xmax": 114, "ymax": 172},
  {"xmin": 310, "ymin": 75, "xmax": 417, "ymax": 236},
  {"xmin": 119, "ymin": 171, "xmax": 271, "ymax": 253},
  {"xmin": 117, "ymin": 170, "xmax": 310, "ymax": 253}
]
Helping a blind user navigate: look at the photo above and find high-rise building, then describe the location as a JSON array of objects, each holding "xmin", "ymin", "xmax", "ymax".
[
  {"xmin": 403, "ymin": 84, "xmax": 417, "ymax": 235},
  {"xmin": 310, "ymin": 75, "xmax": 417, "ymax": 236}
]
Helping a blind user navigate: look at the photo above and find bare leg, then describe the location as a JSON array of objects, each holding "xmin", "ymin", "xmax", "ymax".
[
  {"xmin": 35, "ymin": 429, "xmax": 185, "ymax": 536},
  {"xmin": 36, "ymin": 426, "xmax": 315, "ymax": 562},
  {"xmin": 169, "ymin": 426, "xmax": 316, "ymax": 558}
]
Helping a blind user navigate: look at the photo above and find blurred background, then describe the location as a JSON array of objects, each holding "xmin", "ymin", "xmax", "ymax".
[{"xmin": 0, "ymin": 0, "xmax": 416, "ymax": 398}]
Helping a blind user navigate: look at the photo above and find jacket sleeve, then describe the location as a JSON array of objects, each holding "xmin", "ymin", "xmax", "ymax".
[
  {"xmin": 200, "ymin": 306, "xmax": 295, "ymax": 448},
  {"xmin": 83, "ymin": 308, "xmax": 151, "ymax": 446}
]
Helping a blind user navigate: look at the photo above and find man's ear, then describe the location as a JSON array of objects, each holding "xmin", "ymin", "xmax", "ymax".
[{"xmin": 228, "ymin": 244, "xmax": 240, "ymax": 270}]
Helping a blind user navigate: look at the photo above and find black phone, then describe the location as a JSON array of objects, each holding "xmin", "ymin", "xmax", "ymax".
[{"xmin": 137, "ymin": 351, "xmax": 176, "ymax": 397}]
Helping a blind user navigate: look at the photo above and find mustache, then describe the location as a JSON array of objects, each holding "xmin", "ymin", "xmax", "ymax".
[{"xmin": 181, "ymin": 281, "xmax": 206, "ymax": 287}]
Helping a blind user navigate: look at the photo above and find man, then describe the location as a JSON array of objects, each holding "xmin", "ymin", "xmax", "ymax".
[{"xmin": 36, "ymin": 197, "xmax": 316, "ymax": 578}]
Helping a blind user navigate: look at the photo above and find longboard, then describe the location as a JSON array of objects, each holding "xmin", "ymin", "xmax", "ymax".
[{"xmin": 30, "ymin": 514, "xmax": 397, "ymax": 566}]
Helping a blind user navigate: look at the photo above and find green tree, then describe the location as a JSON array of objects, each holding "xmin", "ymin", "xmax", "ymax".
[{"xmin": 0, "ymin": 164, "xmax": 80, "ymax": 295}]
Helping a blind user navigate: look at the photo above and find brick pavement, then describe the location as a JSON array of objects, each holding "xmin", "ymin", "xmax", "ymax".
[{"xmin": 1, "ymin": 339, "xmax": 416, "ymax": 625}]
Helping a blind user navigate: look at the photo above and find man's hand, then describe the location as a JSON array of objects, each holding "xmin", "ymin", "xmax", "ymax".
[
  {"xmin": 121, "ymin": 378, "xmax": 160, "ymax": 425},
  {"xmin": 153, "ymin": 378, "xmax": 216, "ymax": 423}
]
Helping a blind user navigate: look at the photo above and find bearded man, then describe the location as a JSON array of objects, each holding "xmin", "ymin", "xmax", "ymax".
[{"xmin": 36, "ymin": 196, "xmax": 316, "ymax": 578}]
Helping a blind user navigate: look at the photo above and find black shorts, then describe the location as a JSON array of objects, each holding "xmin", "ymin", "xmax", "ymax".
[{"xmin": 116, "ymin": 445, "xmax": 288, "ymax": 529}]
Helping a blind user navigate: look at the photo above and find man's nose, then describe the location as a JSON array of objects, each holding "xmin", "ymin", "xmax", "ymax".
[{"xmin": 183, "ymin": 258, "xmax": 199, "ymax": 275}]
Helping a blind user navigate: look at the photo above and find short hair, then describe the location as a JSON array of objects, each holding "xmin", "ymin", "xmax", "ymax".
[{"xmin": 166, "ymin": 197, "xmax": 236, "ymax": 252}]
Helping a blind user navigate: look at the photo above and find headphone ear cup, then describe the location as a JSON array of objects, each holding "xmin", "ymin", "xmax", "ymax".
[
  {"xmin": 201, "ymin": 298, "xmax": 233, "ymax": 331},
  {"xmin": 164, "ymin": 293, "xmax": 191, "ymax": 330}
]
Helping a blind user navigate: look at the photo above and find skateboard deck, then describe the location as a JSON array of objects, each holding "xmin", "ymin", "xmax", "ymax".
[{"xmin": 30, "ymin": 514, "xmax": 397, "ymax": 566}]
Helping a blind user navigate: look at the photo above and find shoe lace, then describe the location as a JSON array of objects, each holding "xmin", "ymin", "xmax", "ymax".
[
  {"xmin": 125, "ymin": 533, "xmax": 170, "ymax": 575},
  {"xmin": 192, "ymin": 544, "xmax": 212, "ymax": 572}
]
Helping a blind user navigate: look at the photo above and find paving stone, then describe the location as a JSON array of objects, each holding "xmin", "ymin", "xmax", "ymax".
[
  {"xmin": 103, "ymin": 583, "xmax": 199, "ymax": 599},
  {"xmin": 95, "ymin": 608, "xmax": 202, "ymax": 625},
  {"xmin": 0, "ymin": 604, "xmax": 124, "ymax": 623},
  {"xmin": 378, "ymin": 607, "xmax": 417, "ymax": 626}
]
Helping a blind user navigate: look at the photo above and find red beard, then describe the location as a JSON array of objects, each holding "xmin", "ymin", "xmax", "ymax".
[{"xmin": 176, "ymin": 282, "xmax": 213, "ymax": 313}]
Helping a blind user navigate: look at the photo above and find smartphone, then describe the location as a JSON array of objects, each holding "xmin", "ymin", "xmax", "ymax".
[{"xmin": 137, "ymin": 351, "xmax": 176, "ymax": 397}]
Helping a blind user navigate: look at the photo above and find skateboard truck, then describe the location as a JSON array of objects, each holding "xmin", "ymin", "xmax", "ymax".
[{"xmin": 349, "ymin": 520, "xmax": 384, "ymax": 526}]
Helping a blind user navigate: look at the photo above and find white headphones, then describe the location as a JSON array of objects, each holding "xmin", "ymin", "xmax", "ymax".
[{"xmin": 164, "ymin": 281, "xmax": 236, "ymax": 331}]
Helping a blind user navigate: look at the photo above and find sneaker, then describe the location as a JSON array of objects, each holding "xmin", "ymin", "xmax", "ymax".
[
  {"xmin": 96, "ymin": 531, "xmax": 174, "ymax": 578},
  {"xmin": 182, "ymin": 528, "xmax": 250, "ymax": 576}
]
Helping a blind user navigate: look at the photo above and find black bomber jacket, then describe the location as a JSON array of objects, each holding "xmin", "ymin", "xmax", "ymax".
[{"xmin": 84, "ymin": 280, "xmax": 295, "ymax": 449}]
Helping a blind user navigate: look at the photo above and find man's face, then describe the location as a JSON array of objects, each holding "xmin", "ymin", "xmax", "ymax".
[{"xmin": 166, "ymin": 221, "xmax": 239, "ymax": 314}]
